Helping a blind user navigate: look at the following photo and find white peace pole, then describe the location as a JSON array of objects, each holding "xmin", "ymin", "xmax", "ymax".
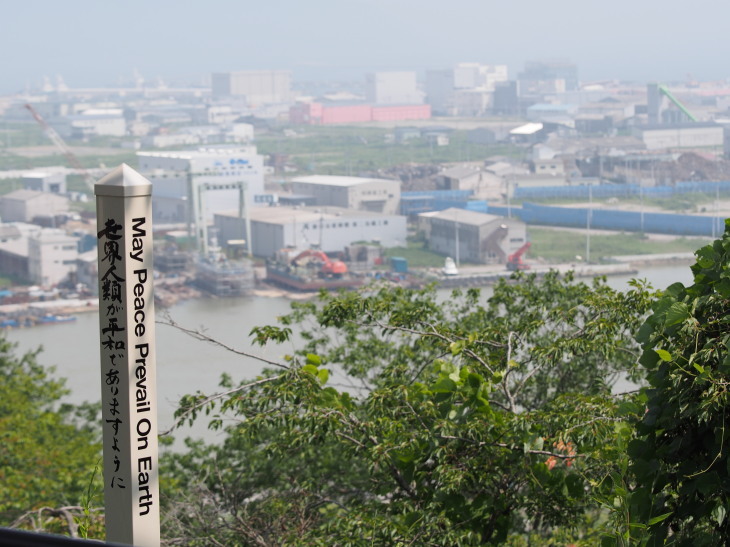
[{"xmin": 95, "ymin": 164, "xmax": 160, "ymax": 546}]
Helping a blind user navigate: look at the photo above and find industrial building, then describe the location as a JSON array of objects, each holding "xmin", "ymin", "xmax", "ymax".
[
  {"xmin": 289, "ymin": 175, "xmax": 401, "ymax": 215},
  {"xmin": 28, "ymin": 230, "xmax": 79, "ymax": 286},
  {"xmin": 211, "ymin": 70, "xmax": 292, "ymax": 104},
  {"xmin": 492, "ymin": 81, "xmax": 520, "ymax": 116},
  {"xmin": 400, "ymin": 190, "xmax": 479, "ymax": 217},
  {"xmin": 0, "ymin": 190, "xmax": 69, "ymax": 223},
  {"xmin": 647, "ymin": 83, "xmax": 698, "ymax": 125},
  {"xmin": 22, "ymin": 172, "xmax": 66, "ymax": 194},
  {"xmin": 366, "ymin": 72, "xmax": 422, "ymax": 105},
  {"xmin": 425, "ymin": 69, "xmax": 455, "ymax": 114},
  {"xmin": 453, "ymin": 89, "xmax": 492, "ymax": 117},
  {"xmin": 214, "ymin": 206, "xmax": 407, "ymax": 258},
  {"xmin": 454, "ymin": 63, "xmax": 508, "ymax": 90},
  {"xmin": 0, "ymin": 224, "xmax": 41, "ymax": 283},
  {"xmin": 526, "ymin": 103, "xmax": 578, "ymax": 123},
  {"xmin": 634, "ymin": 123, "xmax": 724, "ymax": 150},
  {"xmin": 518, "ymin": 60, "xmax": 579, "ymax": 94},
  {"xmin": 509, "ymin": 122, "xmax": 548, "ymax": 144},
  {"xmin": 425, "ymin": 63, "xmax": 508, "ymax": 116},
  {"xmin": 289, "ymin": 101, "xmax": 431, "ymax": 125},
  {"xmin": 50, "ymin": 108, "xmax": 127, "ymax": 138},
  {"xmin": 137, "ymin": 146, "xmax": 266, "ymax": 224},
  {"xmin": 438, "ymin": 166, "xmax": 484, "ymax": 192},
  {"xmin": 0, "ymin": 224, "xmax": 79, "ymax": 286},
  {"xmin": 418, "ymin": 208, "xmax": 527, "ymax": 264}
]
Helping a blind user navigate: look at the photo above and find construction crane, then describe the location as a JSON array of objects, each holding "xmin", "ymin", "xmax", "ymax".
[
  {"xmin": 23, "ymin": 104, "xmax": 96, "ymax": 190},
  {"xmin": 291, "ymin": 249, "xmax": 348, "ymax": 278},
  {"xmin": 657, "ymin": 85, "xmax": 698, "ymax": 122},
  {"xmin": 506, "ymin": 242, "xmax": 531, "ymax": 271}
]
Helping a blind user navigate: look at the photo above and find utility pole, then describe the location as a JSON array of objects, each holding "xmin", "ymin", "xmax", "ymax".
[
  {"xmin": 715, "ymin": 183, "xmax": 720, "ymax": 238},
  {"xmin": 454, "ymin": 211, "xmax": 460, "ymax": 267},
  {"xmin": 586, "ymin": 184, "xmax": 592, "ymax": 263},
  {"xmin": 640, "ymin": 185, "xmax": 645, "ymax": 234},
  {"xmin": 507, "ymin": 174, "xmax": 512, "ymax": 219}
]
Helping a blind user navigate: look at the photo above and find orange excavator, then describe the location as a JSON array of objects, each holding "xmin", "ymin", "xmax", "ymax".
[
  {"xmin": 506, "ymin": 242, "xmax": 531, "ymax": 271},
  {"xmin": 292, "ymin": 249, "xmax": 348, "ymax": 278}
]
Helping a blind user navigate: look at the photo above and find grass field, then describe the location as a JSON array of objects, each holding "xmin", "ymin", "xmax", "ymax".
[
  {"xmin": 527, "ymin": 227, "xmax": 708, "ymax": 263},
  {"xmin": 256, "ymin": 126, "xmax": 522, "ymax": 176},
  {"xmin": 382, "ymin": 241, "xmax": 451, "ymax": 268},
  {"xmin": 378, "ymin": 227, "xmax": 707, "ymax": 270}
]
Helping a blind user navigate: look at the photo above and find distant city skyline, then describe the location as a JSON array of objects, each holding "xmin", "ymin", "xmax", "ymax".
[{"xmin": 1, "ymin": 0, "xmax": 727, "ymax": 94}]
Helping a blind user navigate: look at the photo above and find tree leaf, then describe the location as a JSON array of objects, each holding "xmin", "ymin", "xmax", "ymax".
[
  {"xmin": 431, "ymin": 378, "xmax": 457, "ymax": 393},
  {"xmin": 302, "ymin": 364, "xmax": 318, "ymax": 376},
  {"xmin": 713, "ymin": 505, "xmax": 727, "ymax": 526},
  {"xmin": 715, "ymin": 278, "xmax": 730, "ymax": 298},
  {"xmin": 664, "ymin": 302, "xmax": 690, "ymax": 326},
  {"xmin": 647, "ymin": 512, "xmax": 672, "ymax": 526},
  {"xmin": 565, "ymin": 474, "xmax": 584, "ymax": 498},
  {"xmin": 316, "ymin": 369, "xmax": 329, "ymax": 385}
]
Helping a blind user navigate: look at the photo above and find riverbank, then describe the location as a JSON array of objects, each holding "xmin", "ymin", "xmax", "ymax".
[
  {"xmin": 0, "ymin": 252, "xmax": 698, "ymax": 323},
  {"xmin": 251, "ymin": 252, "xmax": 696, "ymax": 299}
]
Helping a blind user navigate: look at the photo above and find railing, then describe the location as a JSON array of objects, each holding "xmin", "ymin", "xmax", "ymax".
[{"xmin": 0, "ymin": 527, "xmax": 128, "ymax": 546}]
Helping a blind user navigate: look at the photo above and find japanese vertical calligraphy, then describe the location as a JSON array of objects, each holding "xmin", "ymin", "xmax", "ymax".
[
  {"xmin": 96, "ymin": 164, "xmax": 160, "ymax": 546},
  {"xmin": 98, "ymin": 217, "xmax": 127, "ymax": 491}
]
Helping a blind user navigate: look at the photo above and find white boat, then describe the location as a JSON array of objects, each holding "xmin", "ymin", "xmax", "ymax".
[{"xmin": 442, "ymin": 257, "xmax": 459, "ymax": 276}]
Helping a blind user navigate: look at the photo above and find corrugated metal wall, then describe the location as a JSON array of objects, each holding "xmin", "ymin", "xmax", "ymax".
[
  {"xmin": 514, "ymin": 181, "xmax": 730, "ymax": 200},
  {"xmin": 400, "ymin": 190, "xmax": 487, "ymax": 216},
  {"xmin": 487, "ymin": 202, "xmax": 724, "ymax": 236}
]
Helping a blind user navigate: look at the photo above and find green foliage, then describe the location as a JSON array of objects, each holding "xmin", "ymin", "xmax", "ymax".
[
  {"xmin": 166, "ymin": 272, "xmax": 655, "ymax": 544},
  {"xmin": 0, "ymin": 338, "xmax": 102, "ymax": 534},
  {"xmin": 629, "ymin": 219, "xmax": 730, "ymax": 545},
  {"xmin": 76, "ymin": 459, "xmax": 103, "ymax": 539}
]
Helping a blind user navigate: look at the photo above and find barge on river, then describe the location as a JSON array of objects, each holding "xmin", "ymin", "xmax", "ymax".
[{"xmin": 265, "ymin": 263, "xmax": 365, "ymax": 292}]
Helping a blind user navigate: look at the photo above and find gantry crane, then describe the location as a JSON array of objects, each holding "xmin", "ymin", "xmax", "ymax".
[
  {"xmin": 23, "ymin": 103, "xmax": 96, "ymax": 190},
  {"xmin": 656, "ymin": 85, "xmax": 698, "ymax": 122}
]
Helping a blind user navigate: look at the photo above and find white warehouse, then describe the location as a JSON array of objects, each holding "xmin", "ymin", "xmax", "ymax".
[
  {"xmin": 0, "ymin": 190, "xmax": 69, "ymax": 223},
  {"xmin": 137, "ymin": 147, "xmax": 266, "ymax": 224},
  {"xmin": 634, "ymin": 123, "xmax": 724, "ymax": 150},
  {"xmin": 211, "ymin": 70, "xmax": 292, "ymax": 104},
  {"xmin": 289, "ymin": 175, "xmax": 401, "ymax": 215},
  {"xmin": 28, "ymin": 229, "xmax": 79, "ymax": 286},
  {"xmin": 366, "ymin": 71, "xmax": 422, "ymax": 105},
  {"xmin": 214, "ymin": 206, "xmax": 407, "ymax": 258}
]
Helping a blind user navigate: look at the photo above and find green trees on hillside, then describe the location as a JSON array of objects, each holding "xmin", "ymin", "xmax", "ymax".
[
  {"xmin": 162, "ymin": 272, "xmax": 654, "ymax": 545},
  {"xmin": 0, "ymin": 340, "xmax": 102, "ymax": 537},
  {"xmin": 11, "ymin": 223, "xmax": 730, "ymax": 544}
]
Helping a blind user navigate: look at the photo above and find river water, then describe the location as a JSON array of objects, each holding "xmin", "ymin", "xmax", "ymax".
[{"xmin": 5, "ymin": 263, "xmax": 696, "ymax": 445}]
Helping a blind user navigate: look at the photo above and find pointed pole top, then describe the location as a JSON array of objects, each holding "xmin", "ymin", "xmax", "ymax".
[{"xmin": 95, "ymin": 164, "xmax": 152, "ymax": 197}]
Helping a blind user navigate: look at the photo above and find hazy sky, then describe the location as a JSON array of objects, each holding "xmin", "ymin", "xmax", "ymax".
[{"xmin": 1, "ymin": 0, "xmax": 727, "ymax": 93}]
